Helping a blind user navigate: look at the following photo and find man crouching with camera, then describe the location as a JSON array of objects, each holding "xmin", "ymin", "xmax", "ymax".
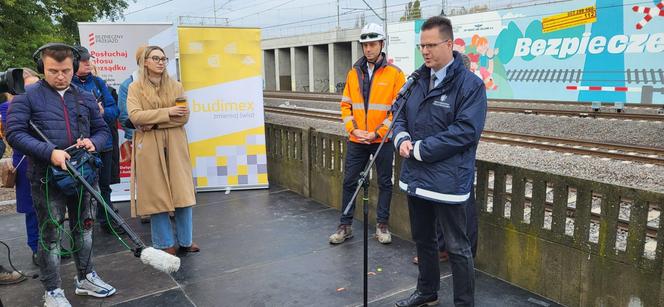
[{"xmin": 5, "ymin": 43, "xmax": 115, "ymax": 307}]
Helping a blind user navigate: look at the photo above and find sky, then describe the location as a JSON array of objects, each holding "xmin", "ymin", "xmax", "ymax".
[
  {"xmin": 115, "ymin": 0, "xmax": 541, "ymax": 38},
  {"xmin": 116, "ymin": 0, "xmax": 449, "ymax": 37}
]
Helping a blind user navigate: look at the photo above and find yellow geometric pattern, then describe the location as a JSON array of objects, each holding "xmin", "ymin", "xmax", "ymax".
[
  {"xmin": 189, "ymin": 126, "xmax": 268, "ymax": 187},
  {"xmin": 178, "ymin": 27, "xmax": 262, "ymax": 91}
]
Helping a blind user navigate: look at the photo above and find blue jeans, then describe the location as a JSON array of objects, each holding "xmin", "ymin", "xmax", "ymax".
[
  {"xmin": 340, "ymin": 141, "xmax": 394, "ymax": 225},
  {"xmin": 150, "ymin": 207, "xmax": 193, "ymax": 249},
  {"xmin": 408, "ymin": 195, "xmax": 475, "ymax": 306}
]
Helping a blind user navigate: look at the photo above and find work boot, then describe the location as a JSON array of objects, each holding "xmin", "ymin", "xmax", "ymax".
[
  {"xmin": 376, "ymin": 223, "xmax": 392, "ymax": 244},
  {"xmin": 329, "ymin": 224, "xmax": 353, "ymax": 244},
  {"xmin": 0, "ymin": 265, "xmax": 26, "ymax": 285}
]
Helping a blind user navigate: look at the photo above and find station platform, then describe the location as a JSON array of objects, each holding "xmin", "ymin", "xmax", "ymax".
[{"xmin": 0, "ymin": 186, "xmax": 559, "ymax": 306}]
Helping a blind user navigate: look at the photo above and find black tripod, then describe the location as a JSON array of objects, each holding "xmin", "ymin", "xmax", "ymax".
[{"xmin": 342, "ymin": 72, "xmax": 420, "ymax": 306}]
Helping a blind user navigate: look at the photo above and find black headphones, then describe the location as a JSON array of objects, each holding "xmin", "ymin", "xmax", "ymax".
[{"xmin": 32, "ymin": 43, "xmax": 81, "ymax": 74}]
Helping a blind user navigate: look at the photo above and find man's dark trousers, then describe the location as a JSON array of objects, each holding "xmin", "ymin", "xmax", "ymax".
[
  {"xmin": 409, "ymin": 195, "xmax": 475, "ymax": 306},
  {"xmin": 340, "ymin": 141, "xmax": 393, "ymax": 225},
  {"xmin": 437, "ymin": 191, "xmax": 477, "ymax": 256}
]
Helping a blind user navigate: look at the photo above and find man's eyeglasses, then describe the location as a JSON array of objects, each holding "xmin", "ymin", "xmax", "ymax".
[
  {"xmin": 360, "ymin": 33, "xmax": 381, "ymax": 40},
  {"xmin": 148, "ymin": 56, "xmax": 169, "ymax": 64},
  {"xmin": 416, "ymin": 39, "xmax": 451, "ymax": 51}
]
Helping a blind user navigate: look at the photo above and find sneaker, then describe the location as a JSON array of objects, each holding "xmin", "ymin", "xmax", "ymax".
[
  {"xmin": 0, "ymin": 265, "xmax": 26, "ymax": 285},
  {"xmin": 74, "ymin": 271, "xmax": 117, "ymax": 298},
  {"xmin": 44, "ymin": 288, "xmax": 71, "ymax": 307},
  {"xmin": 329, "ymin": 224, "xmax": 353, "ymax": 244},
  {"xmin": 375, "ymin": 223, "xmax": 392, "ymax": 244}
]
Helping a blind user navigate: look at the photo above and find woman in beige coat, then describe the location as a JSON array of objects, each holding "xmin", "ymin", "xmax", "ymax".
[{"xmin": 127, "ymin": 45, "xmax": 199, "ymax": 255}]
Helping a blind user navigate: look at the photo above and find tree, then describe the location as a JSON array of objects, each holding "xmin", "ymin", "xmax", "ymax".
[
  {"xmin": 400, "ymin": 0, "xmax": 422, "ymax": 22},
  {"xmin": 0, "ymin": 0, "xmax": 130, "ymax": 69}
]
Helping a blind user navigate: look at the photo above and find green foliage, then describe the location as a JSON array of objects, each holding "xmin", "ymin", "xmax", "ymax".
[
  {"xmin": 400, "ymin": 0, "xmax": 422, "ymax": 22},
  {"xmin": 0, "ymin": 0, "xmax": 130, "ymax": 69}
]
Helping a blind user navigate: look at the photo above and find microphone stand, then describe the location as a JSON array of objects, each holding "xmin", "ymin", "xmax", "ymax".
[{"xmin": 343, "ymin": 72, "xmax": 419, "ymax": 306}]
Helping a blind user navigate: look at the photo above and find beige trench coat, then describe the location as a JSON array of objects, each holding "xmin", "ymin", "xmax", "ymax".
[{"xmin": 126, "ymin": 81, "xmax": 196, "ymax": 217}]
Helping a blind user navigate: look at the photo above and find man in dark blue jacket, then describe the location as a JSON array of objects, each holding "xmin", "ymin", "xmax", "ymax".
[
  {"xmin": 6, "ymin": 44, "xmax": 116, "ymax": 306},
  {"xmin": 70, "ymin": 46, "xmax": 123, "ymax": 235},
  {"xmin": 393, "ymin": 16, "xmax": 487, "ymax": 307}
]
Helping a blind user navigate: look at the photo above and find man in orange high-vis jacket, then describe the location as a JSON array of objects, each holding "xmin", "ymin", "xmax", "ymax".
[{"xmin": 329, "ymin": 23, "xmax": 406, "ymax": 245}]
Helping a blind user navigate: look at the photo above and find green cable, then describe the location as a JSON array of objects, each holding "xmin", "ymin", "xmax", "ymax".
[
  {"xmin": 37, "ymin": 158, "xmax": 132, "ymax": 256},
  {"xmin": 38, "ymin": 167, "xmax": 81, "ymax": 256}
]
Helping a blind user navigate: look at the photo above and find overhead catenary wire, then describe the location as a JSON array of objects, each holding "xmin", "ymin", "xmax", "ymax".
[
  {"xmin": 260, "ymin": 0, "xmax": 651, "ymax": 35},
  {"xmin": 124, "ymin": 0, "xmax": 175, "ymax": 16}
]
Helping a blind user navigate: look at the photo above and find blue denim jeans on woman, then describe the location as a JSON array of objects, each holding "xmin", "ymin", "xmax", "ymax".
[{"xmin": 150, "ymin": 207, "xmax": 193, "ymax": 249}]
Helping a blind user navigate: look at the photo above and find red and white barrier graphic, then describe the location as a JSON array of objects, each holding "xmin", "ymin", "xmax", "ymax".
[
  {"xmin": 88, "ymin": 32, "xmax": 95, "ymax": 48},
  {"xmin": 566, "ymin": 85, "xmax": 642, "ymax": 92},
  {"xmin": 632, "ymin": 0, "xmax": 664, "ymax": 30}
]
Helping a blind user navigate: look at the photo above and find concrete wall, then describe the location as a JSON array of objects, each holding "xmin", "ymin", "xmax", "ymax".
[
  {"xmin": 266, "ymin": 123, "xmax": 664, "ymax": 307},
  {"xmin": 311, "ymin": 45, "xmax": 329, "ymax": 92},
  {"xmin": 277, "ymin": 48, "xmax": 291, "ymax": 91},
  {"xmin": 332, "ymin": 42, "xmax": 352, "ymax": 93},
  {"xmin": 262, "ymin": 28, "xmax": 361, "ymax": 93},
  {"xmin": 262, "ymin": 28, "xmax": 361, "ymax": 50},
  {"xmin": 291, "ymin": 47, "xmax": 309, "ymax": 92},
  {"xmin": 263, "ymin": 50, "xmax": 276, "ymax": 90}
]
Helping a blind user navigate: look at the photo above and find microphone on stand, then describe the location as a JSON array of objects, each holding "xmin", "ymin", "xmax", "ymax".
[
  {"xmin": 396, "ymin": 71, "xmax": 421, "ymax": 100},
  {"xmin": 391, "ymin": 71, "xmax": 421, "ymax": 114}
]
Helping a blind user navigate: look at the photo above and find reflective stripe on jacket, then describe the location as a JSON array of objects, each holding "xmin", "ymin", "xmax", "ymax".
[{"xmin": 340, "ymin": 53, "xmax": 405, "ymax": 144}]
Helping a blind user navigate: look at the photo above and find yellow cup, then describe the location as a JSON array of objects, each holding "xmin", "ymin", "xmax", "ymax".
[{"xmin": 175, "ymin": 97, "xmax": 187, "ymax": 107}]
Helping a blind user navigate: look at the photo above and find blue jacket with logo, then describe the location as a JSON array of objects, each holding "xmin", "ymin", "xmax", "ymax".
[
  {"xmin": 6, "ymin": 80, "xmax": 111, "ymax": 178},
  {"xmin": 393, "ymin": 51, "xmax": 487, "ymax": 204},
  {"xmin": 71, "ymin": 74, "xmax": 118, "ymax": 151}
]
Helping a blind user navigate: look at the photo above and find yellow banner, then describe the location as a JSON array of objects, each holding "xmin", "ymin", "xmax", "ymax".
[
  {"xmin": 542, "ymin": 5, "xmax": 596, "ymax": 33},
  {"xmin": 178, "ymin": 27, "xmax": 262, "ymax": 91},
  {"xmin": 178, "ymin": 27, "xmax": 268, "ymax": 190}
]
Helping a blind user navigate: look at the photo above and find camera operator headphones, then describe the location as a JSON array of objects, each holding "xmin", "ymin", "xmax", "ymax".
[{"xmin": 32, "ymin": 43, "xmax": 81, "ymax": 74}]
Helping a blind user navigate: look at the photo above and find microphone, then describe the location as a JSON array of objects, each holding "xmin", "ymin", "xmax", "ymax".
[
  {"xmin": 396, "ymin": 71, "xmax": 421, "ymax": 99},
  {"xmin": 391, "ymin": 71, "xmax": 421, "ymax": 114}
]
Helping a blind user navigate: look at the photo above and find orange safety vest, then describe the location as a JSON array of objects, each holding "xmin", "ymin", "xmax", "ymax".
[{"xmin": 341, "ymin": 56, "xmax": 405, "ymax": 144}]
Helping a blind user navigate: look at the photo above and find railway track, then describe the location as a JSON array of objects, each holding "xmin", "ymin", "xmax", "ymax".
[
  {"xmin": 263, "ymin": 91, "xmax": 664, "ymax": 121},
  {"xmin": 263, "ymin": 105, "xmax": 664, "ymax": 166}
]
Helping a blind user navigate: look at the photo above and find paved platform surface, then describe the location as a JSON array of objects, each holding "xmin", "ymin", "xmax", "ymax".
[{"xmin": 0, "ymin": 186, "xmax": 561, "ymax": 306}]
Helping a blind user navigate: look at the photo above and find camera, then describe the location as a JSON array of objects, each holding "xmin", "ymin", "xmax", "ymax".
[{"xmin": 0, "ymin": 68, "xmax": 25, "ymax": 95}]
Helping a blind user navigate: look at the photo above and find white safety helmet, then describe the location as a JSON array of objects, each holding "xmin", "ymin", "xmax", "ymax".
[{"xmin": 359, "ymin": 23, "xmax": 386, "ymax": 43}]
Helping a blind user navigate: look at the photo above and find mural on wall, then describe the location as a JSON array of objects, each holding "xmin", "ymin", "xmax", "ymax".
[{"xmin": 390, "ymin": 0, "xmax": 663, "ymax": 104}]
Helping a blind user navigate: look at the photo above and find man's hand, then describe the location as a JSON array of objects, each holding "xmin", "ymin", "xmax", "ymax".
[
  {"xmin": 351, "ymin": 129, "xmax": 369, "ymax": 142},
  {"xmin": 364, "ymin": 132, "xmax": 377, "ymax": 144},
  {"xmin": 168, "ymin": 106, "xmax": 188, "ymax": 117},
  {"xmin": 50, "ymin": 149, "xmax": 70, "ymax": 170},
  {"xmin": 399, "ymin": 140, "xmax": 413, "ymax": 158},
  {"xmin": 98, "ymin": 102, "xmax": 105, "ymax": 115},
  {"xmin": 76, "ymin": 138, "xmax": 96, "ymax": 152}
]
